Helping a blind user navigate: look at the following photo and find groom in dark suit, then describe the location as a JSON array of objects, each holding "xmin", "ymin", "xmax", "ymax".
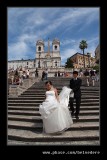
[{"xmin": 69, "ymin": 71, "xmax": 82, "ymax": 119}]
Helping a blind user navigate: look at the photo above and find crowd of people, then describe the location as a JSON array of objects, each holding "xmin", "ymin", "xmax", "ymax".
[
  {"xmin": 8, "ymin": 67, "xmax": 99, "ymax": 88},
  {"xmin": 84, "ymin": 69, "xmax": 99, "ymax": 86},
  {"xmin": 54, "ymin": 71, "xmax": 70, "ymax": 77},
  {"xmin": 8, "ymin": 68, "xmax": 30, "ymax": 85}
]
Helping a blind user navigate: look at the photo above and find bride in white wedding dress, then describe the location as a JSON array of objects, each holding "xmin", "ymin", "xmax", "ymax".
[{"xmin": 39, "ymin": 81, "xmax": 73, "ymax": 134}]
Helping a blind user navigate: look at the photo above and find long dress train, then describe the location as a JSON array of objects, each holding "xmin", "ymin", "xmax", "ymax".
[{"xmin": 39, "ymin": 86, "xmax": 73, "ymax": 134}]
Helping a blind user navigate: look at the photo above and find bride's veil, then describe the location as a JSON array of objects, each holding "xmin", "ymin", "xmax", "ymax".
[
  {"xmin": 58, "ymin": 86, "xmax": 72, "ymax": 107},
  {"xmin": 59, "ymin": 86, "xmax": 72, "ymax": 100}
]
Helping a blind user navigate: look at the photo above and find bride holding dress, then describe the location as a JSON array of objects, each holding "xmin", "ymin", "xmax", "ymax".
[{"xmin": 39, "ymin": 81, "xmax": 73, "ymax": 134}]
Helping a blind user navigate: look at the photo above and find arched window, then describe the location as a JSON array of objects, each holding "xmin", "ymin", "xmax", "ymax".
[
  {"xmin": 54, "ymin": 45, "xmax": 57, "ymax": 50},
  {"xmin": 38, "ymin": 46, "xmax": 41, "ymax": 51},
  {"xmin": 55, "ymin": 61, "xmax": 57, "ymax": 66}
]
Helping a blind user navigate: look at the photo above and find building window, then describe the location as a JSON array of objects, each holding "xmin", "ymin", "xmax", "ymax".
[
  {"xmin": 27, "ymin": 62, "xmax": 28, "ymax": 65},
  {"xmin": 38, "ymin": 46, "xmax": 41, "ymax": 51},
  {"xmin": 55, "ymin": 61, "xmax": 57, "ymax": 66},
  {"xmin": 54, "ymin": 45, "xmax": 57, "ymax": 50}
]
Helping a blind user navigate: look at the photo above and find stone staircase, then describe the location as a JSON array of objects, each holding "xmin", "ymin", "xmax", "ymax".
[{"xmin": 8, "ymin": 77, "xmax": 100, "ymax": 145}]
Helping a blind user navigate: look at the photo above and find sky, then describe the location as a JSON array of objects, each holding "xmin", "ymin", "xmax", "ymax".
[{"xmin": 8, "ymin": 7, "xmax": 100, "ymax": 65}]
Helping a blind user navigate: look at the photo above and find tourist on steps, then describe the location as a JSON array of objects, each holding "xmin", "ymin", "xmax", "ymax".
[{"xmin": 84, "ymin": 69, "xmax": 90, "ymax": 86}]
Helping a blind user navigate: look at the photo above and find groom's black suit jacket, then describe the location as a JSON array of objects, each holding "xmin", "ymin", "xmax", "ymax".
[{"xmin": 70, "ymin": 78, "xmax": 82, "ymax": 98}]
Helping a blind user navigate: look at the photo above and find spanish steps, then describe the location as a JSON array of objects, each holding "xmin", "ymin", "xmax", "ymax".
[{"xmin": 8, "ymin": 77, "xmax": 100, "ymax": 145}]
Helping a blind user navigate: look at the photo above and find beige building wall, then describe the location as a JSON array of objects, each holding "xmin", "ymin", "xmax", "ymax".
[
  {"xmin": 95, "ymin": 45, "xmax": 100, "ymax": 63},
  {"xmin": 8, "ymin": 59, "xmax": 35, "ymax": 70},
  {"xmin": 70, "ymin": 53, "xmax": 96, "ymax": 69}
]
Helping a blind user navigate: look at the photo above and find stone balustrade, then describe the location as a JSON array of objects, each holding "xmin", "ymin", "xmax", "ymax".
[{"xmin": 8, "ymin": 77, "xmax": 40, "ymax": 97}]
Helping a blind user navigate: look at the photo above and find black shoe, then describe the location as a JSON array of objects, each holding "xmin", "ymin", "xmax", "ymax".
[{"xmin": 75, "ymin": 115, "xmax": 79, "ymax": 120}]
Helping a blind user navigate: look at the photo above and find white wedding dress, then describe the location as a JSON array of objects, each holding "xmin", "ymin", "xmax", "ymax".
[{"xmin": 39, "ymin": 86, "xmax": 73, "ymax": 134}]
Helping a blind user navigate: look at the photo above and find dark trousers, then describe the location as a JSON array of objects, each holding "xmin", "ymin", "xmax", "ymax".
[{"xmin": 69, "ymin": 97, "xmax": 81, "ymax": 116}]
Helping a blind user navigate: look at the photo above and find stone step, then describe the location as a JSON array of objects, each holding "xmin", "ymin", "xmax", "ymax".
[
  {"xmin": 17, "ymin": 94, "xmax": 99, "ymax": 100},
  {"xmin": 8, "ymin": 110, "xmax": 99, "ymax": 116},
  {"xmin": 8, "ymin": 104, "xmax": 99, "ymax": 108},
  {"xmin": 17, "ymin": 95, "xmax": 99, "ymax": 99},
  {"xmin": 18, "ymin": 95, "xmax": 46, "ymax": 97},
  {"xmin": 20, "ymin": 96, "xmax": 99, "ymax": 99},
  {"xmin": 8, "ymin": 129, "xmax": 99, "ymax": 143},
  {"xmin": 20, "ymin": 93, "xmax": 46, "ymax": 96},
  {"xmin": 8, "ymin": 97, "xmax": 46, "ymax": 99},
  {"xmin": 8, "ymin": 99, "xmax": 99, "ymax": 103},
  {"xmin": 8, "ymin": 110, "xmax": 40, "ymax": 116},
  {"xmin": 23, "ymin": 87, "xmax": 99, "ymax": 90},
  {"xmin": 27, "ymin": 89, "xmax": 99, "ymax": 93},
  {"xmin": 34, "ymin": 81, "xmax": 98, "ymax": 85},
  {"xmin": 8, "ymin": 115, "xmax": 99, "ymax": 123},
  {"xmin": 29, "ymin": 85, "xmax": 99, "ymax": 89},
  {"xmin": 21, "ymin": 92, "xmax": 99, "ymax": 95},
  {"xmin": 8, "ymin": 120, "xmax": 99, "ymax": 131},
  {"xmin": 28, "ymin": 85, "xmax": 99, "ymax": 88},
  {"xmin": 81, "ymin": 96, "xmax": 99, "ymax": 98},
  {"xmin": 31, "ymin": 85, "xmax": 99, "ymax": 88},
  {"xmin": 8, "ymin": 106, "xmax": 99, "ymax": 111},
  {"xmin": 8, "ymin": 139, "xmax": 100, "ymax": 145},
  {"xmin": 8, "ymin": 100, "xmax": 99, "ymax": 106},
  {"xmin": 9, "ymin": 95, "xmax": 100, "ymax": 99},
  {"xmin": 8, "ymin": 103, "xmax": 40, "ymax": 106},
  {"xmin": 31, "ymin": 80, "xmax": 98, "ymax": 83},
  {"xmin": 23, "ymin": 90, "xmax": 99, "ymax": 93}
]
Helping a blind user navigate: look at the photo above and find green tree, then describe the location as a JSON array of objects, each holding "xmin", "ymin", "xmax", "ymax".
[
  {"xmin": 79, "ymin": 40, "xmax": 88, "ymax": 68},
  {"xmin": 65, "ymin": 57, "xmax": 74, "ymax": 68},
  {"xmin": 93, "ymin": 65, "xmax": 99, "ymax": 73}
]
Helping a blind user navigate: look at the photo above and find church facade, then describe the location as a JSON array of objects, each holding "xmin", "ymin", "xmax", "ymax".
[
  {"xmin": 8, "ymin": 38, "xmax": 61, "ymax": 71},
  {"xmin": 35, "ymin": 39, "xmax": 61, "ymax": 68}
]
